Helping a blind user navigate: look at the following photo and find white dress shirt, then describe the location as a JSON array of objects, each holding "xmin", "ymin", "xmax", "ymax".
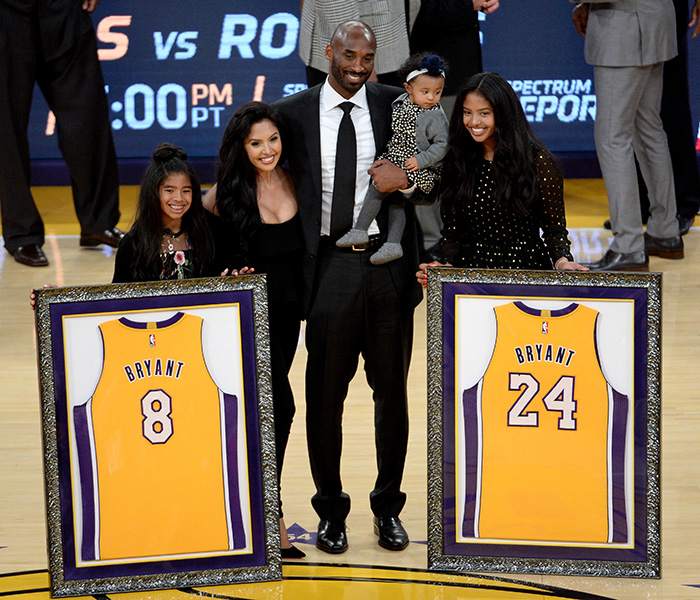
[{"xmin": 319, "ymin": 79, "xmax": 379, "ymax": 236}]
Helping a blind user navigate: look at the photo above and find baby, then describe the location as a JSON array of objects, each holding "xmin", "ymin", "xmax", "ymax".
[{"xmin": 336, "ymin": 53, "xmax": 449, "ymax": 264}]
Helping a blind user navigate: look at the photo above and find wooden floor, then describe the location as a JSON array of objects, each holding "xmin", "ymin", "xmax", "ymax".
[{"xmin": 1, "ymin": 180, "xmax": 699, "ymax": 599}]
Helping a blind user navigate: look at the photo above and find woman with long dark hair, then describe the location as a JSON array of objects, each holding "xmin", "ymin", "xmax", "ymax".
[
  {"xmin": 205, "ymin": 101, "xmax": 305, "ymax": 558},
  {"xmin": 418, "ymin": 72, "xmax": 587, "ymax": 282}
]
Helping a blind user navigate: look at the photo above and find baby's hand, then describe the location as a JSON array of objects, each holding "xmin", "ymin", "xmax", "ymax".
[{"xmin": 404, "ymin": 157, "xmax": 419, "ymax": 172}]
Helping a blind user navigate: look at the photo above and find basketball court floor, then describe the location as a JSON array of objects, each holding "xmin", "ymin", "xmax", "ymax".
[{"xmin": 1, "ymin": 180, "xmax": 698, "ymax": 599}]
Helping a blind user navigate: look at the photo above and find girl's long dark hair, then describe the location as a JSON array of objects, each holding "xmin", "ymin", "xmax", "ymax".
[
  {"xmin": 440, "ymin": 72, "xmax": 551, "ymax": 217},
  {"xmin": 215, "ymin": 101, "xmax": 286, "ymax": 259},
  {"xmin": 129, "ymin": 143, "xmax": 212, "ymax": 280}
]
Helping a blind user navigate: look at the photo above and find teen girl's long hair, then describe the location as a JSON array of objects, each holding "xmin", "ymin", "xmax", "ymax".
[
  {"xmin": 129, "ymin": 143, "xmax": 212, "ymax": 280},
  {"xmin": 215, "ymin": 101, "xmax": 287, "ymax": 260},
  {"xmin": 440, "ymin": 72, "xmax": 552, "ymax": 217}
]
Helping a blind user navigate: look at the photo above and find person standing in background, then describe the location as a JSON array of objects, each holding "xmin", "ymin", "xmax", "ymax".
[
  {"xmin": 603, "ymin": 0, "xmax": 700, "ymax": 235},
  {"xmin": 410, "ymin": 0, "xmax": 499, "ymax": 118},
  {"xmin": 409, "ymin": 0, "xmax": 500, "ymax": 262},
  {"xmin": 642, "ymin": 0, "xmax": 700, "ymax": 235},
  {"xmin": 573, "ymin": 0, "xmax": 682, "ymax": 271},
  {"xmin": 0, "ymin": 0, "xmax": 123, "ymax": 267}
]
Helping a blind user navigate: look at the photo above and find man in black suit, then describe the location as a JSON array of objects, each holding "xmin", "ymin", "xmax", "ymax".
[{"xmin": 275, "ymin": 20, "xmax": 423, "ymax": 554}]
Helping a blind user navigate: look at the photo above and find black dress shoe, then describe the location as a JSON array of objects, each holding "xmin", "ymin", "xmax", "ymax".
[
  {"xmin": 677, "ymin": 214, "xmax": 695, "ymax": 236},
  {"xmin": 373, "ymin": 516, "xmax": 409, "ymax": 551},
  {"xmin": 13, "ymin": 244, "xmax": 49, "ymax": 267},
  {"xmin": 584, "ymin": 249, "xmax": 649, "ymax": 272},
  {"xmin": 316, "ymin": 520, "xmax": 348, "ymax": 554},
  {"xmin": 281, "ymin": 544, "xmax": 306, "ymax": 559},
  {"xmin": 80, "ymin": 227, "xmax": 125, "ymax": 248},
  {"xmin": 644, "ymin": 232, "xmax": 684, "ymax": 259}
]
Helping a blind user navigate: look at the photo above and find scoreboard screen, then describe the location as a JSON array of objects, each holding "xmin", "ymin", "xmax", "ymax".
[{"xmin": 27, "ymin": 1, "xmax": 700, "ymax": 164}]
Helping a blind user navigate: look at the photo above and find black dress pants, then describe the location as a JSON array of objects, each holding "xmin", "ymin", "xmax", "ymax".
[
  {"xmin": 304, "ymin": 239, "xmax": 413, "ymax": 522},
  {"xmin": 638, "ymin": 0, "xmax": 700, "ymax": 221},
  {"xmin": 0, "ymin": 2, "xmax": 119, "ymax": 252},
  {"xmin": 268, "ymin": 298, "xmax": 302, "ymax": 516}
]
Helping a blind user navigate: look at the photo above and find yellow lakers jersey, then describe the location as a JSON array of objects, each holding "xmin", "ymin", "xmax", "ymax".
[
  {"xmin": 73, "ymin": 312, "xmax": 246, "ymax": 562},
  {"xmin": 460, "ymin": 301, "xmax": 628, "ymax": 544}
]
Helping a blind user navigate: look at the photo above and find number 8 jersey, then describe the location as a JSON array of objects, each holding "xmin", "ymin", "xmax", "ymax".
[
  {"xmin": 72, "ymin": 312, "xmax": 247, "ymax": 562},
  {"xmin": 461, "ymin": 301, "xmax": 629, "ymax": 545}
]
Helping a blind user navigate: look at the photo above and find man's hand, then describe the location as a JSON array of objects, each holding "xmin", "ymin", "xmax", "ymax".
[
  {"xmin": 368, "ymin": 159, "xmax": 409, "ymax": 194},
  {"xmin": 690, "ymin": 0, "xmax": 700, "ymax": 38},
  {"xmin": 473, "ymin": 0, "xmax": 500, "ymax": 14},
  {"xmin": 82, "ymin": 0, "xmax": 99, "ymax": 12},
  {"xmin": 572, "ymin": 3, "xmax": 590, "ymax": 36}
]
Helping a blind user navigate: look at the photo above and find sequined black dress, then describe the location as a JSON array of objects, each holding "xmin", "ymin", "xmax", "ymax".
[{"xmin": 440, "ymin": 152, "xmax": 574, "ymax": 269}]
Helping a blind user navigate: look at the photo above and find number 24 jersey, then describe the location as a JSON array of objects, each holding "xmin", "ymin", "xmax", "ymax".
[{"xmin": 460, "ymin": 301, "xmax": 629, "ymax": 545}]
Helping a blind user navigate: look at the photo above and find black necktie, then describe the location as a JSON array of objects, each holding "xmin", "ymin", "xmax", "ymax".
[{"xmin": 330, "ymin": 101, "xmax": 357, "ymax": 236}]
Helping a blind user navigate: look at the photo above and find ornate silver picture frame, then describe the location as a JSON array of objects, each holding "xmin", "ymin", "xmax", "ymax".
[
  {"xmin": 426, "ymin": 268, "xmax": 661, "ymax": 578},
  {"xmin": 34, "ymin": 275, "xmax": 281, "ymax": 597}
]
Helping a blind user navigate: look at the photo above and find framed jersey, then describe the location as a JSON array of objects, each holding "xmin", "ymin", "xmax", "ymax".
[
  {"xmin": 34, "ymin": 275, "xmax": 281, "ymax": 597},
  {"xmin": 425, "ymin": 268, "xmax": 661, "ymax": 578}
]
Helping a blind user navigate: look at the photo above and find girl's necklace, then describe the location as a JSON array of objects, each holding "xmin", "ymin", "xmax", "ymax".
[{"xmin": 162, "ymin": 228, "xmax": 184, "ymax": 252}]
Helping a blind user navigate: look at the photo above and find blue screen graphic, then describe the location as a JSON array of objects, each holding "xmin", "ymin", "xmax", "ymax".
[{"xmin": 26, "ymin": 1, "xmax": 700, "ymax": 161}]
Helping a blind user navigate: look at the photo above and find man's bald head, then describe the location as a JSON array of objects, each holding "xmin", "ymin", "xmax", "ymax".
[
  {"xmin": 325, "ymin": 20, "xmax": 376, "ymax": 98},
  {"xmin": 329, "ymin": 20, "xmax": 376, "ymax": 50}
]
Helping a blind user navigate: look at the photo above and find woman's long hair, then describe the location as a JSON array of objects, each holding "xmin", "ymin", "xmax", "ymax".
[
  {"xmin": 440, "ymin": 72, "xmax": 550, "ymax": 217},
  {"xmin": 215, "ymin": 101, "xmax": 287, "ymax": 259},
  {"xmin": 130, "ymin": 143, "xmax": 212, "ymax": 280}
]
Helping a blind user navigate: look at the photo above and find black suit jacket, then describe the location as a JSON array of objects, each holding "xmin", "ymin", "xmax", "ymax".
[
  {"xmin": 274, "ymin": 82, "xmax": 423, "ymax": 316},
  {"xmin": 409, "ymin": 0, "xmax": 482, "ymax": 96}
]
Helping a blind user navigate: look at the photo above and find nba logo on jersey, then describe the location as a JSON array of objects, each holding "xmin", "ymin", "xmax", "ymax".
[
  {"xmin": 149, "ymin": 334, "xmax": 156, "ymax": 347},
  {"xmin": 541, "ymin": 321, "xmax": 548, "ymax": 334}
]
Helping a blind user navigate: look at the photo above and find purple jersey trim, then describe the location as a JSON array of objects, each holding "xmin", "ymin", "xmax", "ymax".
[
  {"xmin": 513, "ymin": 301, "xmax": 579, "ymax": 317},
  {"xmin": 118, "ymin": 312, "xmax": 184, "ymax": 329},
  {"xmin": 610, "ymin": 387, "xmax": 629, "ymax": 543},
  {"xmin": 73, "ymin": 402, "xmax": 96, "ymax": 562},
  {"xmin": 223, "ymin": 393, "xmax": 246, "ymax": 550},
  {"xmin": 461, "ymin": 386, "xmax": 480, "ymax": 538}
]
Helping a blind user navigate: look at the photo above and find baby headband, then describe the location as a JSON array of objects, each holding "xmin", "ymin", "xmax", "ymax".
[
  {"xmin": 405, "ymin": 54, "xmax": 447, "ymax": 82},
  {"xmin": 406, "ymin": 67, "xmax": 445, "ymax": 82}
]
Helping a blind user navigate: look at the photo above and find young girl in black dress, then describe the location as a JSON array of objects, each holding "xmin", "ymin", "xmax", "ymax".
[
  {"xmin": 205, "ymin": 102, "xmax": 305, "ymax": 558},
  {"xmin": 417, "ymin": 72, "xmax": 587, "ymax": 284},
  {"xmin": 112, "ymin": 143, "xmax": 233, "ymax": 283},
  {"xmin": 31, "ymin": 144, "xmax": 240, "ymax": 302}
]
